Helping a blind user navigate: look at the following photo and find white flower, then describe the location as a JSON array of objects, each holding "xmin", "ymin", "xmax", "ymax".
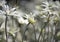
[
  {"xmin": 17, "ymin": 17, "xmax": 29, "ymax": 24},
  {"xmin": 41, "ymin": 1, "xmax": 49, "ymax": 8},
  {"xmin": 0, "ymin": 10, "xmax": 6, "ymax": 15},
  {"xmin": 0, "ymin": 0, "xmax": 6, "ymax": 6}
]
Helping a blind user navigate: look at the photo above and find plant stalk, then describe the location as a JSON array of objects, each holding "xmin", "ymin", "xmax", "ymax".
[{"xmin": 5, "ymin": 14, "xmax": 8, "ymax": 42}]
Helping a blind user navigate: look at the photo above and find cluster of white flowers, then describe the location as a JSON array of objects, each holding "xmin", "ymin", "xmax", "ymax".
[
  {"xmin": 0, "ymin": 0, "xmax": 60, "ymax": 39},
  {"xmin": 35, "ymin": 1, "xmax": 60, "ymax": 24}
]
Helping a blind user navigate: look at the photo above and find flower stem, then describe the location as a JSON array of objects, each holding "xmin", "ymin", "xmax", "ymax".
[
  {"xmin": 22, "ymin": 23, "xmax": 30, "ymax": 42},
  {"xmin": 5, "ymin": 14, "xmax": 8, "ymax": 42},
  {"xmin": 32, "ymin": 24, "xmax": 36, "ymax": 42}
]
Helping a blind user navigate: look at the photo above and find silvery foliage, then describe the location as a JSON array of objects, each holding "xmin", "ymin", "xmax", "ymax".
[{"xmin": 36, "ymin": 1, "xmax": 60, "ymax": 24}]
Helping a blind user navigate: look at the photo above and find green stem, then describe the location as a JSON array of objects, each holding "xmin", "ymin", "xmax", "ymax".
[
  {"xmin": 22, "ymin": 23, "xmax": 30, "ymax": 42},
  {"xmin": 38, "ymin": 22, "xmax": 47, "ymax": 42},
  {"xmin": 32, "ymin": 24, "xmax": 36, "ymax": 42},
  {"xmin": 38, "ymin": 13, "xmax": 50, "ymax": 42},
  {"xmin": 5, "ymin": 14, "xmax": 8, "ymax": 42}
]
